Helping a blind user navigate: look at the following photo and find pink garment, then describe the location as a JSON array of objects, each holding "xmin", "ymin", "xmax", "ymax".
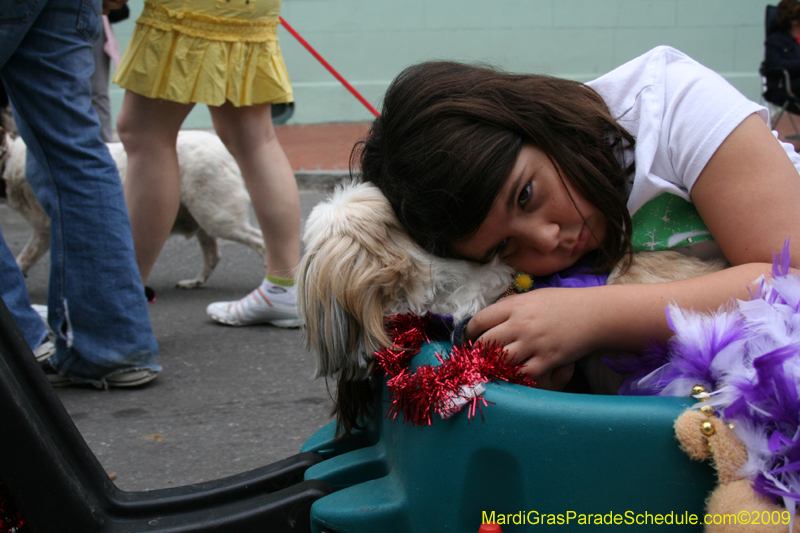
[{"xmin": 102, "ymin": 15, "xmax": 121, "ymax": 67}]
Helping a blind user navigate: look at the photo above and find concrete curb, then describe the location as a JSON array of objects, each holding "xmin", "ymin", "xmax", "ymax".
[{"xmin": 295, "ymin": 170, "xmax": 351, "ymax": 190}]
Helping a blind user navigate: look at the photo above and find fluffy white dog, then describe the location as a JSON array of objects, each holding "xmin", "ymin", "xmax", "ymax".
[
  {"xmin": 298, "ymin": 180, "xmax": 515, "ymax": 381},
  {"xmin": 298, "ymin": 180, "xmax": 727, "ymax": 394},
  {"xmin": 0, "ymin": 129, "xmax": 264, "ymax": 288}
]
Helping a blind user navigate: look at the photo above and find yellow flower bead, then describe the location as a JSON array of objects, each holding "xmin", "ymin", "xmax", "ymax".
[{"xmin": 514, "ymin": 272, "xmax": 534, "ymax": 293}]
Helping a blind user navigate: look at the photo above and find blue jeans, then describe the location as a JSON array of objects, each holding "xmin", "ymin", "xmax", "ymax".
[
  {"xmin": 0, "ymin": 228, "xmax": 48, "ymax": 351},
  {"xmin": 0, "ymin": 0, "xmax": 160, "ymax": 383}
]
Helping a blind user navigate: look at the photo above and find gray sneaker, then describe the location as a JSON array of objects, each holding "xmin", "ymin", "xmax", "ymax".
[
  {"xmin": 40, "ymin": 360, "xmax": 158, "ymax": 388},
  {"xmin": 33, "ymin": 338, "xmax": 55, "ymax": 362}
]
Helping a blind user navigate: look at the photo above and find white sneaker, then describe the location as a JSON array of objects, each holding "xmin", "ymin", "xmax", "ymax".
[{"xmin": 206, "ymin": 284, "xmax": 300, "ymax": 328}]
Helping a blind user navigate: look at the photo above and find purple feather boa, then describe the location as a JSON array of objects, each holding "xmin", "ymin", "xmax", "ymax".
[{"xmin": 616, "ymin": 241, "xmax": 800, "ymax": 513}]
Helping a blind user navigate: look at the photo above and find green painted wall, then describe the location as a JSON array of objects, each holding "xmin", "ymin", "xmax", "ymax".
[{"xmin": 108, "ymin": 0, "xmax": 766, "ymax": 128}]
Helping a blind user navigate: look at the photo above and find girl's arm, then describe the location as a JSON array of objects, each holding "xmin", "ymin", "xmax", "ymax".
[
  {"xmin": 467, "ymin": 114, "xmax": 800, "ymax": 390},
  {"xmin": 466, "ymin": 264, "xmax": 770, "ymax": 390},
  {"xmin": 692, "ymin": 114, "xmax": 800, "ymax": 267}
]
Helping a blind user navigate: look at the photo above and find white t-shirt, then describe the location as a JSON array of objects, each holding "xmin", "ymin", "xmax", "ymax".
[{"xmin": 586, "ymin": 46, "xmax": 800, "ymax": 257}]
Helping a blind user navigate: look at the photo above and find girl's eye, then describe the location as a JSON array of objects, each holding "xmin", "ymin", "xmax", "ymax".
[{"xmin": 518, "ymin": 182, "xmax": 532, "ymax": 207}]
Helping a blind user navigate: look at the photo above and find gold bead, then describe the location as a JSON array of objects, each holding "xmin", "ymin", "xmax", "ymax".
[
  {"xmin": 700, "ymin": 405, "xmax": 715, "ymax": 416},
  {"xmin": 728, "ymin": 423, "xmax": 735, "ymax": 430},
  {"xmin": 692, "ymin": 384, "xmax": 711, "ymax": 401},
  {"xmin": 701, "ymin": 421, "xmax": 715, "ymax": 436}
]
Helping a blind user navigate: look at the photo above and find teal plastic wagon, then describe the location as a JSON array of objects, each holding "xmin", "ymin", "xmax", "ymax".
[{"xmin": 302, "ymin": 341, "xmax": 716, "ymax": 533}]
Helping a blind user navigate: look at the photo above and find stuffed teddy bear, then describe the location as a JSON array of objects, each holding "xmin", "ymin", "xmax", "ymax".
[{"xmin": 675, "ymin": 409, "xmax": 799, "ymax": 532}]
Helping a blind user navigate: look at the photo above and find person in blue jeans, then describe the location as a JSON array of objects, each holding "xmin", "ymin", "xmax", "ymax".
[{"xmin": 0, "ymin": 0, "xmax": 160, "ymax": 387}]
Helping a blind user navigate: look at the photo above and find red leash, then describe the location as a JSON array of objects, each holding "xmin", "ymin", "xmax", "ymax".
[{"xmin": 280, "ymin": 16, "xmax": 380, "ymax": 118}]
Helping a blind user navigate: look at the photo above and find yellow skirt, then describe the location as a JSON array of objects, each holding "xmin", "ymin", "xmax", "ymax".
[{"xmin": 113, "ymin": 0, "xmax": 293, "ymax": 107}]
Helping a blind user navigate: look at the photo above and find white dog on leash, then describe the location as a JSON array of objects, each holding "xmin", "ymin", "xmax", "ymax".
[{"xmin": 0, "ymin": 129, "xmax": 265, "ymax": 288}]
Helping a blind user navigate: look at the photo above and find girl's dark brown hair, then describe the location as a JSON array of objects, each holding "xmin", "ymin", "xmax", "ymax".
[
  {"xmin": 334, "ymin": 60, "xmax": 636, "ymax": 436},
  {"xmin": 356, "ymin": 60, "xmax": 635, "ymax": 269}
]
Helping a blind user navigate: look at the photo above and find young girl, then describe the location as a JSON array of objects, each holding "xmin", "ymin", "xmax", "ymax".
[
  {"xmin": 114, "ymin": 0, "xmax": 300, "ymax": 328},
  {"xmin": 358, "ymin": 46, "xmax": 800, "ymax": 392}
]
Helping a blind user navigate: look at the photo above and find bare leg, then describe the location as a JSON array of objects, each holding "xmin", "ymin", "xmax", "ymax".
[
  {"xmin": 208, "ymin": 101, "xmax": 300, "ymax": 279},
  {"xmin": 116, "ymin": 91, "xmax": 194, "ymax": 283},
  {"xmin": 204, "ymin": 101, "xmax": 301, "ymax": 327}
]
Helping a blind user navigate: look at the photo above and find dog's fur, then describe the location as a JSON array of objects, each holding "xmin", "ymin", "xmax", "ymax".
[
  {"xmin": 0, "ymin": 129, "xmax": 265, "ymax": 288},
  {"xmin": 298, "ymin": 180, "xmax": 728, "ymax": 393}
]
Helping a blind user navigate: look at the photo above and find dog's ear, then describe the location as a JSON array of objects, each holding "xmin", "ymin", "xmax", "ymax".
[
  {"xmin": 298, "ymin": 181, "xmax": 426, "ymax": 380},
  {"xmin": 298, "ymin": 240, "xmax": 383, "ymax": 380}
]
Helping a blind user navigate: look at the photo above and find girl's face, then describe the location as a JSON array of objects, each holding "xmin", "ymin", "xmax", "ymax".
[{"xmin": 452, "ymin": 144, "xmax": 607, "ymax": 276}]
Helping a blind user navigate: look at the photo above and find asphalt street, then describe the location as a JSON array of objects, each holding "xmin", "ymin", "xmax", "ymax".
[{"xmin": 0, "ymin": 187, "xmax": 336, "ymax": 492}]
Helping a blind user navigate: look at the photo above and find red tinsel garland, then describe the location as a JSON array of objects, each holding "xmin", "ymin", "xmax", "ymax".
[
  {"xmin": 0, "ymin": 482, "xmax": 27, "ymax": 533},
  {"xmin": 374, "ymin": 313, "xmax": 537, "ymax": 425}
]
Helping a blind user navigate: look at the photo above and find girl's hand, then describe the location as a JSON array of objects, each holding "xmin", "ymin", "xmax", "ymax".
[
  {"xmin": 464, "ymin": 262, "xmax": 776, "ymax": 392},
  {"xmin": 465, "ymin": 287, "xmax": 604, "ymax": 390}
]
